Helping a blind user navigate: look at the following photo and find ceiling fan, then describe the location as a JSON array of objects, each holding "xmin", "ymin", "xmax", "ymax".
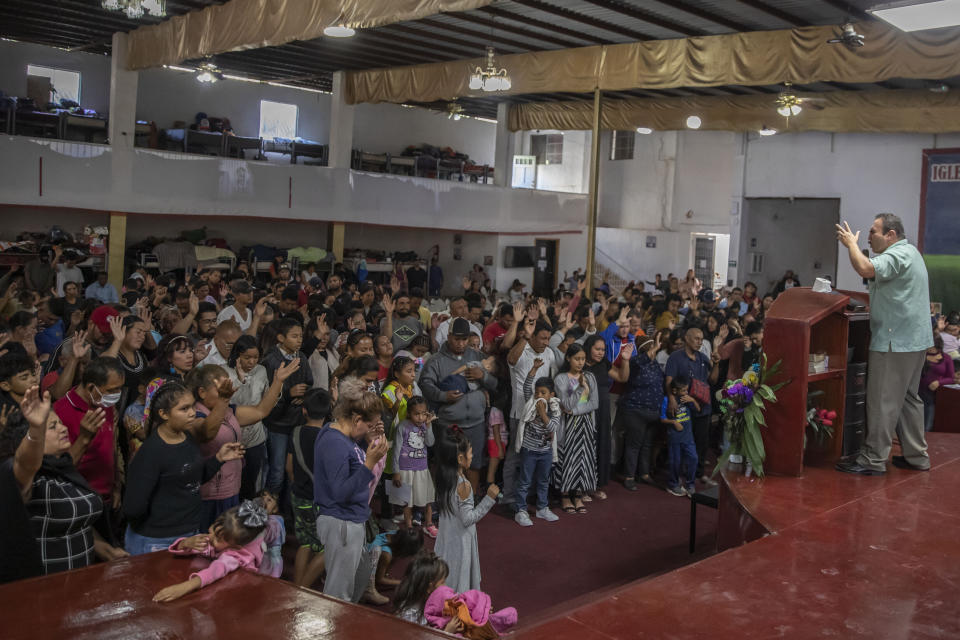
[
  {"xmin": 435, "ymin": 101, "xmax": 465, "ymax": 120},
  {"xmin": 827, "ymin": 23, "xmax": 865, "ymax": 50},
  {"xmin": 775, "ymin": 82, "xmax": 828, "ymax": 117}
]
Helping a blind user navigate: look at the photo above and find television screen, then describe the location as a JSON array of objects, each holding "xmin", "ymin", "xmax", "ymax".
[{"xmin": 504, "ymin": 246, "xmax": 537, "ymax": 268}]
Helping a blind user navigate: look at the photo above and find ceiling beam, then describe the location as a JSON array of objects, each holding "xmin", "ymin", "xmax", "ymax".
[
  {"xmin": 645, "ymin": 0, "xmax": 752, "ymax": 32},
  {"xmin": 478, "ymin": 5, "xmax": 612, "ymax": 45},
  {"xmin": 816, "ymin": 0, "xmax": 874, "ymax": 22},
  {"xmin": 579, "ymin": 0, "xmax": 706, "ymax": 37},
  {"xmin": 732, "ymin": 0, "xmax": 806, "ymax": 27},
  {"xmin": 417, "ymin": 17, "xmax": 538, "ymax": 52},
  {"xmin": 382, "ymin": 23, "xmax": 523, "ymax": 55},
  {"xmin": 508, "ymin": 0, "xmax": 653, "ymax": 41},
  {"xmin": 447, "ymin": 11, "xmax": 584, "ymax": 48},
  {"xmin": 359, "ymin": 27, "xmax": 481, "ymax": 59}
]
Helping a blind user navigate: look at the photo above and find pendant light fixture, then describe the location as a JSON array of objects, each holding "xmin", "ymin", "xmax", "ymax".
[
  {"xmin": 102, "ymin": 0, "xmax": 165, "ymax": 19},
  {"xmin": 468, "ymin": 46, "xmax": 512, "ymax": 92}
]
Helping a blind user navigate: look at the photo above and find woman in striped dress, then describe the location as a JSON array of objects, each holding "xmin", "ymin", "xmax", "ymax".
[{"xmin": 553, "ymin": 344, "xmax": 599, "ymax": 514}]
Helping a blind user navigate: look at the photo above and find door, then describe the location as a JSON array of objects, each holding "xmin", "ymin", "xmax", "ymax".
[
  {"xmin": 512, "ymin": 155, "xmax": 536, "ymax": 189},
  {"xmin": 533, "ymin": 239, "xmax": 558, "ymax": 298},
  {"xmin": 693, "ymin": 236, "xmax": 715, "ymax": 289}
]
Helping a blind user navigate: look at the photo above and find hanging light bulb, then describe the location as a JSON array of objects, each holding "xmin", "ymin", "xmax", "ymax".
[{"xmin": 686, "ymin": 115, "xmax": 702, "ymax": 129}]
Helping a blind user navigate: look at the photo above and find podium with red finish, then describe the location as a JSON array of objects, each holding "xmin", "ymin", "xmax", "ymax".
[{"xmin": 760, "ymin": 287, "xmax": 871, "ymax": 476}]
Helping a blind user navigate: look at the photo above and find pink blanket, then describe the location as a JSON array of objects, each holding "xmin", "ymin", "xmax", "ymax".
[{"xmin": 424, "ymin": 585, "xmax": 517, "ymax": 634}]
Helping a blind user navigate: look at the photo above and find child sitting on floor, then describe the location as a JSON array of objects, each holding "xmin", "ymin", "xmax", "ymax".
[
  {"xmin": 390, "ymin": 397, "xmax": 437, "ymax": 535},
  {"xmin": 152, "ymin": 500, "xmax": 270, "ymax": 602},
  {"xmin": 394, "ymin": 552, "xmax": 464, "ymax": 633},
  {"xmin": 361, "ymin": 527, "xmax": 424, "ymax": 605}
]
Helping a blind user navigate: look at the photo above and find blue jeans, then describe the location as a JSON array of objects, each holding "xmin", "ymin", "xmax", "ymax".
[
  {"xmin": 514, "ymin": 448, "xmax": 552, "ymax": 511},
  {"xmin": 125, "ymin": 527, "xmax": 198, "ymax": 556},
  {"xmin": 240, "ymin": 441, "xmax": 268, "ymax": 499},
  {"xmin": 668, "ymin": 429, "xmax": 698, "ymax": 491},
  {"xmin": 923, "ymin": 400, "xmax": 936, "ymax": 432},
  {"xmin": 266, "ymin": 430, "xmax": 289, "ymax": 495}
]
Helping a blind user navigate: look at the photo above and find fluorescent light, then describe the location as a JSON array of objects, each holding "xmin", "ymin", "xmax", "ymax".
[
  {"xmin": 267, "ymin": 81, "xmax": 330, "ymax": 94},
  {"xmin": 636, "ymin": 127, "xmax": 653, "ymax": 134},
  {"xmin": 163, "ymin": 64, "xmax": 194, "ymax": 73},
  {"xmin": 223, "ymin": 74, "xmax": 261, "ymax": 83},
  {"xmin": 870, "ymin": 0, "xmax": 960, "ymax": 31},
  {"xmin": 686, "ymin": 115, "xmax": 702, "ymax": 129}
]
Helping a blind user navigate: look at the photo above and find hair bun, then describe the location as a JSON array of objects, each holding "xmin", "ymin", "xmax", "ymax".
[
  {"xmin": 338, "ymin": 376, "xmax": 366, "ymax": 403},
  {"xmin": 237, "ymin": 499, "xmax": 268, "ymax": 528}
]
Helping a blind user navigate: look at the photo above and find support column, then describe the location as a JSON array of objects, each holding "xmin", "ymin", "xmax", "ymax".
[
  {"xmin": 108, "ymin": 213, "xmax": 127, "ymax": 289},
  {"xmin": 493, "ymin": 102, "xmax": 513, "ymax": 187},
  {"xmin": 584, "ymin": 90, "xmax": 603, "ymax": 291},
  {"xmin": 108, "ymin": 33, "xmax": 138, "ymax": 286},
  {"xmin": 108, "ymin": 32, "xmax": 138, "ymax": 150},
  {"xmin": 327, "ymin": 223, "xmax": 345, "ymax": 263},
  {"xmin": 328, "ymin": 71, "xmax": 355, "ymax": 169}
]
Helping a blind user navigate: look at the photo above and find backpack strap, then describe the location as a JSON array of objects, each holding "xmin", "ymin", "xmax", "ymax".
[{"xmin": 291, "ymin": 426, "xmax": 314, "ymax": 483}]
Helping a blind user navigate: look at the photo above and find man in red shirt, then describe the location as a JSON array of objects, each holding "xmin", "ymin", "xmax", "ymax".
[
  {"xmin": 482, "ymin": 303, "xmax": 515, "ymax": 354},
  {"xmin": 53, "ymin": 357, "xmax": 125, "ymax": 521}
]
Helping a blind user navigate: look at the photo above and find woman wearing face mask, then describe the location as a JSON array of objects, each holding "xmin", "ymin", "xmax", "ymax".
[
  {"xmin": 0, "ymin": 386, "xmax": 128, "ymax": 583},
  {"xmin": 51, "ymin": 357, "xmax": 126, "ymax": 540}
]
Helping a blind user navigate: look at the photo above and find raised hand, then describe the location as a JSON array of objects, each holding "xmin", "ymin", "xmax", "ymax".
[
  {"xmin": 618, "ymin": 305, "xmax": 630, "ymax": 326},
  {"xmin": 620, "ymin": 342, "xmax": 635, "ymax": 360},
  {"xmin": 537, "ymin": 297, "xmax": 548, "ymax": 317},
  {"xmin": 215, "ymin": 377, "xmax": 236, "ymax": 399},
  {"xmin": 390, "ymin": 274, "xmax": 401, "ymax": 293},
  {"xmin": 530, "ymin": 357, "xmax": 544, "ymax": 373},
  {"xmin": 381, "ymin": 296, "xmax": 395, "ymax": 315},
  {"xmin": 108, "ymin": 315, "xmax": 126, "ymax": 344},
  {"xmin": 524, "ymin": 316, "xmax": 536, "ymax": 337},
  {"xmin": 289, "ymin": 383, "xmax": 308, "ymax": 398},
  {"xmin": 216, "ymin": 442, "xmax": 245, "ymax": 462},
  {"xmin": 79, "ymin": 407, "xmax": 107, "ymax": 436},
  {"xmin": 276, "ymin": 358, "xmax": 301, "ymax": 382},
  {"xmin": 71, "ymin": 330, "xmax": 92, "ymax": 360},
  {"xmin": 188, "ymin": 293, "xmax": 199, "ymax": 317},
  {"xmin": 835, "ymin": 221, "xmax": 860, "ymax": 248},
  {"xmin": 512, "ymin": 300, "xmax": 524, "ymax": 321},
  {"xmin": 461, "ymin": 276, "xmax": 471, "ymax": 291},
  {"xmin": 20, "ymin": 386, "xmax": 52, "ymax": 430}
]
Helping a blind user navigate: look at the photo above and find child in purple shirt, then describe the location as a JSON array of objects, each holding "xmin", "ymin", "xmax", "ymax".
[{"xmin": 390, "ymin": 397, "xmax": 437, "ymax": 536}]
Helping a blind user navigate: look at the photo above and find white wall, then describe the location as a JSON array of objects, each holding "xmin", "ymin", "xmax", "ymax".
[
  {"xmin": 352, "ymin": 103, "xmax": 495, "ymax": 166},
  {"xmin": 135, "ymin": 68, "xmax": 332, "ymax": 143},
  {"xmin": 495, "ymin": 232, "xmax": 586, "ymax": 295},
  {"xmin": 517, "ymin": 130, "xmax": 591, "ymax": 194},
  {"xmin": 743, "ymin": 132, "xmax": 960, "ymax": 290},
  {"xmin": 0, "ymin": 41, "xmax": 112, "ymax": 115}
]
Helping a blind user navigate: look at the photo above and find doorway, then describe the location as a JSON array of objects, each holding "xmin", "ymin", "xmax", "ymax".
[
  {"xmin": 533, "ymin": 239, "xmax": 558, "ymax": 297},
  {"xmin": 692, "ymin": 236, "xmax": 715, "ymax": 290},
  {"xmin": 739, "ymin": 198, "xmax": 840, "ymax": 293}
]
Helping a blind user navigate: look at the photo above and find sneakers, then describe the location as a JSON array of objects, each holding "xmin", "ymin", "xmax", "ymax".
[
  {"xmin": 424, "ymin": 524, "xmax": 439, "ymax": 538},
  {"xmin": 684, "ymin": 486, "xmax": 696, "ymax": 497},
  {"xmin": 699, "ymin": 475, "xmax": 718, "ymax": 488},
  {"xmin": 535, "ymin": 507, "xmax": 559, "ymax": 522},
  {"xmin": 667, "ymin": 485, "xmax": 687, "ymax": 497},
  {"xmin": 624, "ymin": 478, "xmax": 638, "ymax": 491},
  {"xmin": 514, "ymin": 510, "xmax": 534, "ymax": 527}
]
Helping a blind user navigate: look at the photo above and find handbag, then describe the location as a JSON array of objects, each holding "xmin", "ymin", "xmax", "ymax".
[{"xmin": 687, "ymin": 357, "xmax": 711, "ymax": 407}]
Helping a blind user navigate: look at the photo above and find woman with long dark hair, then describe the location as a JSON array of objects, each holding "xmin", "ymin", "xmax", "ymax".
[
  {"xmin": 152, "ymin": 334, "xmax": 195, "ymax": 382},
  {"xmin": 225, "ymin": 335, "xmax": 269, "ymax": 498},
  {"xmin": 581, "ymin": 334, "xmax": 631, "ymax": 499},
  {"xmin": 553, "ymin": 344, "xmax": 599, "ymax": 514}
]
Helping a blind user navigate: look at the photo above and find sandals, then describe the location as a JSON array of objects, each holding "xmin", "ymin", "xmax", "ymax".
[
  {"xmin": 561, "ymin": 499, "xmax": 576, "ymax": 514},
  {"xmin": 593, "ymin": 491, "xmax": 607, "ymax": 501},
  {"xmin": 573, "ymin": 499, "xmax": 587, "ymax": 514},
  {"xmin": 581, "ymin": 495, "xmax": 593, "ymax": 503}
]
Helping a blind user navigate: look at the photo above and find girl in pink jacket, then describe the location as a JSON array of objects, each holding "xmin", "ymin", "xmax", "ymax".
[{"xmin": 153, "ymin": 500, "xmax": 278, "ymax": 602}]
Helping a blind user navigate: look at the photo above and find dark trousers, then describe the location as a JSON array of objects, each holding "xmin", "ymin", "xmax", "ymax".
[
  {"xmin": 668, "ymin": 430, "xmax": 698, "ymax": 490},
  {"xmin": 692, "ymin": 414, "xmax": 711, "ymax": 478},
  {"xmin": 240, "ymin": 441, "xmax": 268, "ymax": 499},
  {"xmin": 621, "ymin": 408, "xmax": 660, "ymax": 479},
  {"xmin": 514, "ymin": 448, "xmax": 553, "ymax": 511}
]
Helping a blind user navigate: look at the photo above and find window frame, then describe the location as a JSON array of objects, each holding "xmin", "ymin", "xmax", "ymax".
[
  {"xmin": 26, "ymin": 64, "xmax": 81, "ymax": 104},
  {"xmin": 258, "ymin": 99, "xmax": 299, "ymax": 140},
  {"xmin": 609, "ymin": 130, "xmax": 635, "ymax": 161},
  {"xmin": 530, "ymin": 133, "xmax": 564, "ymax": 166}
]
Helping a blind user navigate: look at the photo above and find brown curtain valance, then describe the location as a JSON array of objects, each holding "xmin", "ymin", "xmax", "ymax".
[
  {"xmin": 507, "ymin": 90, "xmax": 960, "ymax": 134},
  {"xmin": 346, "ymin": 22, "xmax": 960, "ymax": 105},
  {"xmin": 126, "ymin": 0, "xmax": 494, "ymax": 70}
]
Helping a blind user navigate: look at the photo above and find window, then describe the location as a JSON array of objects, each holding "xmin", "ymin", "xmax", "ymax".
[
  {"xmin": 530, "ymin": 133, "xmax": 563, "ymax": 165},
  {"xmin": 610, "ymin": 130, "xmax": 635, "ymax": 160},
  {"xmin": 258, "ymin": 100, "xmax": 298, "ymax": 140},
  {"xmin": 26, "ymin": 65, "xmax": 81, "ymax": 104}
]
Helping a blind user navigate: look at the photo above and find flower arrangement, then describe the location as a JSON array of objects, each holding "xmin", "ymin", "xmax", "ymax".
[
  {"xmin": 713, "ymin": 355, "xmax": 788, "ymax": 478},
  {"xmin": 805, "ymin": 408, "xmax": 836, "ymax": 448}
]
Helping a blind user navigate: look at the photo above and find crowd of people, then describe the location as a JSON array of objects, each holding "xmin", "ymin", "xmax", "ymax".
[{"xmin": 0, "ymin": 250, "xmax": 953, "ymax": 631}]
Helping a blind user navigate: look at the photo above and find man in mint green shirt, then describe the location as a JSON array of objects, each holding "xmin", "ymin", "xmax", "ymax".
[{"xmin": 835, "ymin": 214, "xmax": 933, "ymax": 475}]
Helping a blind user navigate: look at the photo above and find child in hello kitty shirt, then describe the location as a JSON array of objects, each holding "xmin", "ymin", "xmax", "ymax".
[{"xmin": 390, "ymin": 396, "xmax": 437, "ymax": 536}]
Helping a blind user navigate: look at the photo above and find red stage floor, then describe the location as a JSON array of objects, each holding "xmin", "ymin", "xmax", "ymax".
[
  {"xmin": 2, "ymin": 435, "xmax": 957, "ymax": 639},
  {"xmin": 514, "ymin": 434, "xmax": 960, "ymax": 640}
]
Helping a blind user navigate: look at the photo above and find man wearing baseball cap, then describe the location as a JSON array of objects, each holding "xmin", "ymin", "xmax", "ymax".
[{"xmin": 420, "ymin": 318, "xmax": 497, "ymax": 490}]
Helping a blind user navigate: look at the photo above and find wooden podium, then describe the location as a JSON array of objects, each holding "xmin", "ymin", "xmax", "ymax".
[{"xmin": 761, "ymin": 287, "xmax": 870, "ymax": 476}]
